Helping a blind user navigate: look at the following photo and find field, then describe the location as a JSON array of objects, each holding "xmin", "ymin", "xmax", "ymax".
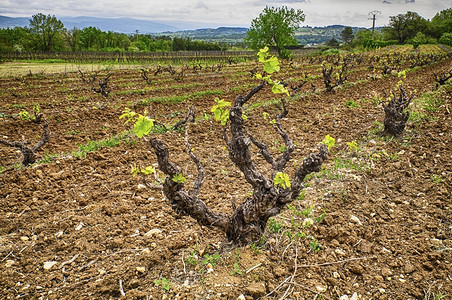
[{"xmin": 1, "ymin": 48, "xmax": 451, "ymax": 299}]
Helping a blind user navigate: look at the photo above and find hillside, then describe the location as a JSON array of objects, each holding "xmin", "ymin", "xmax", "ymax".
[{"xmin": 153, "ymin": 25, "xmax": 369, "ymax": 46}]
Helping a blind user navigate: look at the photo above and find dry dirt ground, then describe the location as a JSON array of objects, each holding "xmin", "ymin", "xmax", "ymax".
[{"xmin": 0, "ymin": 53, "xmax": 451, "ymax": 299}]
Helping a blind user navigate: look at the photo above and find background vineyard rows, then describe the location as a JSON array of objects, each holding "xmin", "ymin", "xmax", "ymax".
[{"xmin": 0, "ymin": 46, "xmax": 451, "ymax": 299}]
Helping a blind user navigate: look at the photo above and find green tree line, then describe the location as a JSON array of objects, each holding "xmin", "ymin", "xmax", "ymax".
[
  {"xmin": 0, "ymin": 13, "xmax": 225, "ymax": 52},
  {"xmin": 335, "ymin": 9, "xmax": 452, "ymax": 49}
]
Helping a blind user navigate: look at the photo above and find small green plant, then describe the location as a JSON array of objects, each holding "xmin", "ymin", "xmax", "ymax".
[
  {"xmin": 202, "ymin": 253, "xmax": 221, "ymax": 266},
  {"xmin": 0, "ymin": 165, "xmax": 5, "ymax": 174},
  {"xmin": 230, "ymin": 262, "xmax": 243, "ymax": 276},
  {"xmin": 296, "ymin": 190, "xmax": 306, "ymax": 201},
  {"xmin": 19, "ymin": 110, "xmax": 31, "ymax": 120},
  {"xmin": 36, "ymin": 151, "xmax": 55, "ymax": 164},
  {"xmin": 301, "ymin": 205, "xmax": 314, "ymax": 217},
  {"xmin": 131, "ymin": 163, "xmax": 156, "ymax": 177},
  {"xmin": 230, "ymin": 249, "xmax": 243, "ymax": 275},
  {"xmin": 421, "ymin": 93, "xmax": 443, "ymax": 112},
  {"xmin": 370, "ymin": 121, "xmax": 384, "ymax": 135},
  {"xmin": 334, "ymin": 157, "xmax": 366, "ymax": 172},
  {"xmin": 314, "ymin": 211, "xmax": 326, "ymax": 223},
  {"xmin": 345, "ymin": 99, "xmax": 360, "ymax": 108},
  {"xmin": 185, "ymin": 249, "xmax": 199, "ymax": 266},
  {"xmin": 154, "ymin": 277, "xmax": 172, "ymax": 291},
  {"xmin": 346, "ymin": 140, "xmax": 358, "ymax": 152},
  {"xmin": 267, "ymin": 217, "xmax": 284, "ymax": 233},
  {"xmin": 309, "ymin": 237, "xmax": 322, "ymax": 251},
  {"xmin": 19, "ymin": 104, "xmax": 41, "ymax": 122},
  {"xmin": 72, "ymin": 135, "xmax": 123, "ymax": 159},
  {"xmin": 431, "ymin": 174, "xmax": 444, "ymax": 184},
  {"xmin": 277, "ymin": 145, "xmax": 287, "ymax": 153},
  {"xmin": 141, "ymin": 166, "xmax": 156, "ymax": 175},
  {"xmin": 250, "ymin": 242, "xmax": 261, "ymax": 255}
]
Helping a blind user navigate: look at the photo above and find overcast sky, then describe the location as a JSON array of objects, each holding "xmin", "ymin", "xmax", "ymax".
[{"xmin": 1, "ymin": 0, "xmax": 450, "ymax": 28}]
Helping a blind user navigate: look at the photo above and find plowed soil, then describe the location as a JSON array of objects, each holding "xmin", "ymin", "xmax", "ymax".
[{"xmin": 1, "ymin": 53, "xmax": 451, "ymax": 299}]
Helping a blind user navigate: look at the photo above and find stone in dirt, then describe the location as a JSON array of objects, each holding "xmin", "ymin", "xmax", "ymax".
[
  {"xmin": 43, "ymin": 261, "xmax": 58, "ymax": 270},
  {"xmin": 144, "ymin": 228, "xmax": 162, "ymax": 237},
  {"xmin": 404, "ymin": 263, "xmax": 415, "ymax": 274},
  {"xmin": 245, "ymin": 282, "xmax": 266, "ymax": 297}
]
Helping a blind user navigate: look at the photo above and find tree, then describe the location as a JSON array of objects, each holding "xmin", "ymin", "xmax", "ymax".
[
  {"xmin": 439, "ymin": 32, "xmax": 452, "ymax": 46},
  {"xmin": 410, "ymin": 32, "xmax": 436, "ymax": 48},
  {"xmin": 0, "ymin": 27, "xmax": 31, "ymax": 52},
  {"xmin": 29, "ymin": 13, "xmax": 64, "ymax": 51},
  {"xmin": 245, "ymin": 6, "xmax": 305, "ymax": 59},
  {"xmin": 382, "ymin": 11, "xmax": 428, "ymax": 44},
  {"xmin": 79, "ymin": 27, "xmax": 104, "ymax": 50},
  {"xmin": 325, "ymin": 38, "xmax": 340, "ymax": 48},
  {"xmin": 431, "ymin": 8, "xmax": 452, "ymax": 39},
  {"xmin": 340, "ymin": 26, "xmax": 354, "ymax": 44},
  {"xmin": 63, "ymin": 27, "xmax": 80, "ymax": 52}
]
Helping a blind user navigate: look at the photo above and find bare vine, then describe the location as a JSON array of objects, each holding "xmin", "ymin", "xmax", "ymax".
[{"xmin": 0, "ymin": 123, "xmax": 50, "ymax": 166}]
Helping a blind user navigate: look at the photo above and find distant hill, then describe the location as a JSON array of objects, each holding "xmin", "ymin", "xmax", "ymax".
[
  {"xmin": 60, "ymin": 16, "xmax": 178, "ymax": 33},
  {"xmin": 0, "ymin": 15, "xmax": 178, "ymax": 33},
  {"xmin": 153, "ymin": 27, "xmax": 249, "ymax": 44},
  {"xmin": 0, "ymin": 16, "xmax": 29, "ymax": 28},
  {"xmin": 155, "ymin": 25, "xmax": 370, "ymax": 46}
]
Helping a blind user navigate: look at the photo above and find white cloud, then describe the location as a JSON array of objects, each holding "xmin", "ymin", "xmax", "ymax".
[{"xmin": 195, "ymin": 1, "xmax": 209, "ymax": 9}]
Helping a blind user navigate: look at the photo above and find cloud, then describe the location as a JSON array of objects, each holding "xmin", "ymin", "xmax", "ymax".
[
  {"xmin": 195, "ymin": 1, "xmax": 209, "ymax": 9},
  {"xmin": 265, "ymin": 0, "xmax": 308, "ymax": 3},
  {"xmin": 1, "ymin": 0, "xmax": 450, "ymax": 28}
]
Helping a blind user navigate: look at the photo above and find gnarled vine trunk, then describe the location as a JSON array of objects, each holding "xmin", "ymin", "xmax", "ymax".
[
  {"xmin": 382, "ymin": 86, "xmax": 412, "ymax": 137},
  {"xmin": 150, "ymin": 83, "xmax": 328, "ymax": 245},
  {"xmin": 0, "ymin": 123, "xmax": 50, "ymax": 166}
]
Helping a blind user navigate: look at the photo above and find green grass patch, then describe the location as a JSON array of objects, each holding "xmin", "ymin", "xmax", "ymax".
[
  {"xmin": 345, "ymin": 99, "xmax": 360, "ymax": 108},
  {"xmin": 71, "ymin": 131, "xmax": 132, "ymax": 159},
  {"xmin": 245, "ymin": 98, "xmax": 281, "ymax": 111},
  {"xmin": 408, "ymin": 91, "xmax": 444, "ymax": 124},
  {"xmin": 333, "ymin": 157, "xmax": 367, "ymax": 172}
]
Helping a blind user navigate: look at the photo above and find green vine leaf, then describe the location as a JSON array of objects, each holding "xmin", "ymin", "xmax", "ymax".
[
  {"xmin": 172, "ymin": 173, "xmax": 186, "ymax": 183},
  {"xmin": 119, "ymin": 107, "xmax": 137, "ymax": 125},
  {"xmin": 257, "ymin": 46, "xmax": 270, "ymax": 62},
  {"xmin": 271, "ymin": 81, "xmax": 289, "ymax": 95},
  {"xmin": 322, "ymin": 135, "xmax": 336, "ymax": 150},
  {"xmin": 211, "ymin": 98, "xmax": 231, "ymax": 125},
  {"xmin": 264, "ymin": 55, "xmax": 280, "ymax": 74},
  {"xmin": 274, "ymin": 172, "xmax": 291, "ymax": 189},
  {"xmin": 255, "ymin": 47, "xmax": 288, "ymax": 95},
  {"xmin": 134, "ymin": 115, "xmax": 154, "ymax": 138},
  {"xmin": 141, "ymin": 166, "xmax": 156, "ymax": 175}
]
